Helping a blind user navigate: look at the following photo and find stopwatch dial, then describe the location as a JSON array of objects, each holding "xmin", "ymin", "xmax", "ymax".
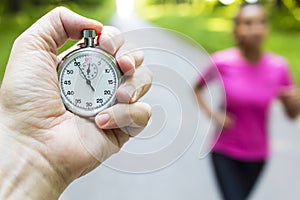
[
  {"xmin": 60, "ymin": 53, "xmax": 119, "ymax": 116},
  {"xmin": 80, "ymin": 62, "xmax": 98, "ymax": 80}
]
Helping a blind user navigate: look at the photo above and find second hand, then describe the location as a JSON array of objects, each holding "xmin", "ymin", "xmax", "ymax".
[{"xmin": 77, "ymin": 64, "xmax": 95, "ymax": 92}]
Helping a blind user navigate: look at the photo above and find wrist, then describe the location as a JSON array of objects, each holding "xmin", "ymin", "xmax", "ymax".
[
  {"xmin": 0, "ymin": 125, "xmax": 67, "ymax": 200},
  {"xmin": 210, "ymin": 111, "xmax": 219, "ymax": 121}
]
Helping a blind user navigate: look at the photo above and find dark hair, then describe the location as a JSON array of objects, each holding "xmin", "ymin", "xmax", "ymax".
[{"xmin": 234, "ymin": 2, "xmax": 264, "ymax": 24}]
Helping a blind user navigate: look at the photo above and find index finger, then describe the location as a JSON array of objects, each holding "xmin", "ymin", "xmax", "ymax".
[{"xmin": 97, "ymin": 26, "xmax": 136, "ymax": 75}]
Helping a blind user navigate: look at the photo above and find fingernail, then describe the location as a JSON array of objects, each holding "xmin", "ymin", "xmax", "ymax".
[{"xmin": 96, "ymin": 113, "xmax": 110, "ymax": 127}]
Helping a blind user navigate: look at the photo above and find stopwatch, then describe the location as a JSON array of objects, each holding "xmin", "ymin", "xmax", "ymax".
[{"xmin": 58, "ymin": 29, "xmax": 122, "ymax": 117}]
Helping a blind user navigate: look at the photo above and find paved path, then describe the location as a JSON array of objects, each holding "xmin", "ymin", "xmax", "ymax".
[{"xmin": 61, "ymin": 14, "xmax": 300, "ymax": 200}]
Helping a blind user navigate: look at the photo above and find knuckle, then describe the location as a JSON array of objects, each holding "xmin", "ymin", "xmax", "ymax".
[
  {"xmin": 144, "ymin": 66, "xmax": 153, "ymax": 82},
  {"xmin": 138, "ymin": 66, "xmax": 153, "ymax": 85},
  {"xmin": 129, "ymin": 103, "xmax": 151, "ymax": 127},
  {"xmin": 52, "ymin": 6, "xmax": 69, "ymax": 14},
  {"xmin": 105, "ymin": 26, "xmax": 122, "ymax": 36}
]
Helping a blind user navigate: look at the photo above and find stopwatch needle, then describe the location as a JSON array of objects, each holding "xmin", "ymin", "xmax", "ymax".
[
  {"xmin": 86, "ymin": 80, "xmax": 95, "ymax": 92},
  {"xmin": 77, "ymin": 65, "xmax": 95, "ymax": 92},
  {"xmin": 87, "ymin": 64, "xmax": 91, "ymax": 75}
]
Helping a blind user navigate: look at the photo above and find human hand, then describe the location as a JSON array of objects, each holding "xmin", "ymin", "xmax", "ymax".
[
  {"xmin": 212, "ymin": 111, "xmax": 235, "ymax": 130},
  {"xmin": 279, "ymin": 86, "xmax": 300, "ymax": 119},
  {"xmin": 0, "ymin": 7, "xmax": 151, "ymax": 200}
]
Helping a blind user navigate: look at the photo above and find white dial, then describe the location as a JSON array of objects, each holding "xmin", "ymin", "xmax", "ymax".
[{"xmin": 58, "ymin": 48, "xmax": 122, "ymax": 117}]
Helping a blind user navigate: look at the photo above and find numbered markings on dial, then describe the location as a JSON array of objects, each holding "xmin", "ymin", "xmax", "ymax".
[{"xmin": 60, "ymin": 54, "xmax": 118, "ymax": 111}]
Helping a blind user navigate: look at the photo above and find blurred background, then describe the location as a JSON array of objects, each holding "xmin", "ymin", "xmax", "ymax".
[
  {"xmin": 1, "ymin": 0, "xmax": 300, "ymax": 200},
  {"xmin": 0, "ymin": 0, "xmax": 300, "ymax": 83}
]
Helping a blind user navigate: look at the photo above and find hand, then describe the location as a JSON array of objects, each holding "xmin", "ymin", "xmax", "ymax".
[
  {"xmin": 0, "ymin": 7, "xmax": 152, "ymax": 200},
  {"xmin": 212, "ymin": 111, "xmax": 235, "ymax": 130},
  {"xmin": 194, "ymin": 83, "xmax": 234, "ymax": 130},
  {"xmin": 279, "ymin": 86, "xmax": 300, "ymax": 119}
]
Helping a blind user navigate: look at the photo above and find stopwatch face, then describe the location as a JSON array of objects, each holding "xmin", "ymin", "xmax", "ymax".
[{"xmin": 58, "ymin": 48, "xmax": 122, "ymax": 117}]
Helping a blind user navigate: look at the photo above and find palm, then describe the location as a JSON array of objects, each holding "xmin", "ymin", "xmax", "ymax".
[{"xmin": 45, "ymin": 113, "xmax": 122, "ymax": 180}]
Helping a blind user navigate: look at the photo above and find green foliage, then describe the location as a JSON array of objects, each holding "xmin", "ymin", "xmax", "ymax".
[
  {"xmin": 146, "ymin": 0, "xmax": 192, "ymax": 5},
  {"xmin": 269, "ymin": 6, "xmax": 300, "ymax": 31},
  {"xmin": 0, "ymin": 0, "xmax": 115, "ymax": 80},
  {"xmin": 1, "ymin": 0, "xmax": 108, "ymax": 13}
]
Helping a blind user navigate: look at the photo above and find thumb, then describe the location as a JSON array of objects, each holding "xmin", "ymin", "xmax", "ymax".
[{"xmin": 15, "ymin": 6, "xmax": 103, "ymax": 53}]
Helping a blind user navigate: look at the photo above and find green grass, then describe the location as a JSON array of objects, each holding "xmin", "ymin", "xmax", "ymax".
[
  {"xmin": 138, "ymin": 4, "xmax": 300, "ymax": 85},
  {"xmin": 0, "ymin": 1, "xmax": 115, "ymax": 80}
]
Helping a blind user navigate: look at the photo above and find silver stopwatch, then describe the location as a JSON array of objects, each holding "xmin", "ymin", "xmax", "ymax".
[{"xmin": 58, "ymin": 30, "xmax": 122, "ymax": 117}]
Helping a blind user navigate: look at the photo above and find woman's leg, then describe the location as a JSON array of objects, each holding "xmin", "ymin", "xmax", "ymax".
[
  {"xmin": 211, "ymin": 152, "xmax": 265, "ymax": 200},
  {"xmin": 211, "ymin": 152, "xmax": 246, "ymax": 200},
  {"xmin": 241, "ymin": 160, "xmax": 265, "ymax": 198}
]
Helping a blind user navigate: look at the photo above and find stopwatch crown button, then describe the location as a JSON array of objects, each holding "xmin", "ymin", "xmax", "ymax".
[
  {"xmin": 82, "ymin": 29, "xmax": 96, "ymax": 47},
  {"xmin": 83, "ymin": 29, "xmax": 96, "ymax": 39}
]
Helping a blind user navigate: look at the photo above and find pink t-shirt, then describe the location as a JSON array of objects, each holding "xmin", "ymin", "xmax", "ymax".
[{"xmin": 199, "ymin": 48, "xmax": 294, "ymax": 161}]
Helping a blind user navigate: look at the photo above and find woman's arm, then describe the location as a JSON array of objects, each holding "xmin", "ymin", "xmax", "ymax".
[
  {"xmin": 194, "ymin": 82, "xmax": 234, "ymax": 129},
  {"xmin": 279, "ymin": 87, "xmax": 300, "ymax": 119}
]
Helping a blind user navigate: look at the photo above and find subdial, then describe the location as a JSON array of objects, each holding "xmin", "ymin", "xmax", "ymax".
[{"xmin": 80, "ymin": 62, "xmax": 98, "ymax": 80}]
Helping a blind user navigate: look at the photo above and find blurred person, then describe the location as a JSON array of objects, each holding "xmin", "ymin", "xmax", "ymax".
[
  {"xmin": 194, "ymin": 3, "xmax": 300, "ymax": 200},
  {"xmin": 0, "ymin": 7, "xmax": 152, "ymax": 199}
]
